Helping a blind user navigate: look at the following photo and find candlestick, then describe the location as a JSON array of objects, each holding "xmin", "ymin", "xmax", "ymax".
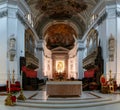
[
  {"xmin": 21, "ymin": 71, "xmax": 22, "ymax": 89},
  {"xmin": 17, "ymin": 70, "xmax": 26, "ymax": 101},
  {"xmin": 12, "ymin": 69, "xmax": 15, "ymax": 84},
  {"xmin": 110, "ymin": 61, "xmax": 111, "ymax": 71},
  {"xmin": 8, "ymin": 71, "xmax": 10, "ymax": 93}
]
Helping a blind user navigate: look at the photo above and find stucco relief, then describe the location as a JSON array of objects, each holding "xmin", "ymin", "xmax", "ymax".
[
  {"xmin": 116, "ymin": 11, "xmax": 120, "ymax": 17},
  {"xmin": 108, "ymin": 34, "xmax": 115, "ymax": 61},
  {"xmin": 8, "ymin": 35, "xmax": 16, "ymax": 61},
  {"xmin": 107, "ymin": 8, "xmax": 116, "ymax": 18}
]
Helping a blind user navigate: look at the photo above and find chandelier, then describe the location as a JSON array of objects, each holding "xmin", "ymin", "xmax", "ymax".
[{"xmin": 35, "ymin": 0, "xmax": 87, "ymax": 19}]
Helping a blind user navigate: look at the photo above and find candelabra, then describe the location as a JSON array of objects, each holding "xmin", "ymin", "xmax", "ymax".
[
  {"xmin": 109, "ymin": 70, "xmax": 113, "ymax": 84},
  {"xmin": 17, "ymin": 89, "xmax": 26, "ymax": 101},
  {"xmin": 5, "ymin": 72, "xmax": 15, "ymax": 106},
  {"xmin": 5, "ymin": 93, "xmax": 14, "ymax": 106},
  {"xmin": 109, "ymin": 70, "xmax": 114, "ymax": 93},
  {"xmin": 17, "ymin": 71, "xmax": 26, "ymax": 101}
]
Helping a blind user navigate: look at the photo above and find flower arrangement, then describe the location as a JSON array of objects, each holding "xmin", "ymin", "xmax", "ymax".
[
  {"xmin": 7, "ymin": 86, "xmax": 21, "ymax": 95},
  {"xmin": 5, "ymin": 70, "xmax": 25, "ymax": 106},
  {"xmin": 6, "ymin": 81, "xmax": 21, "ymax": 94},
  {"xmin": 6, "ymin": 81, "xmax": 21, "ymax": 104},
  {"xmin": 11, "ymin": 95, "xmax": 16, "ymax": 103}
]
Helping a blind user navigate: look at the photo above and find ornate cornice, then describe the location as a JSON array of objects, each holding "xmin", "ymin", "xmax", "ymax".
[
  {"xmin": 16, "ymin": 11, "xmax": 39, "ymax": 40},
  {"xmin": 82, "ymin": 11, "xmax": 107, "ymax": 42},
  {"xmin": 36, "ymin": 47, "xmax": 43, "ymax": 51},
  {"xmin": 97, "ymin": 12, "xmax": 107, "ymax": 25},
  {"xmin": 36, "ymin": 40, "xmax": 43, "ymax": 51},
  {"xmin": 0, "ymin": 10, "xmax": 8, "ymax": 18},
  {"xmin": 16, "ymin": 12, "xmax": 26, "ymax": 26},
  {"xmin": 116, "ymin": 11, "xmax": 120, "ymax": 17}
]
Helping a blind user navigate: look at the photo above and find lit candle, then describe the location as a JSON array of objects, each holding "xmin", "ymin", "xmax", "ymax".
[
  {"xmin": 8, "ymin": 71, "xmax": 10, "ymax": 92},
  {"xmin": 21, "ymin": 71, "xmax": 22, "ymax": 88},
  {"xmin": 109, "ymin": 60, "xmax": 111, "ymax": 70}
]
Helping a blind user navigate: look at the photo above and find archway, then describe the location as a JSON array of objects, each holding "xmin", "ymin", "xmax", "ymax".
[{"xmin": 43, "ymin": 23, "xmax": 78, "ymax": 80}]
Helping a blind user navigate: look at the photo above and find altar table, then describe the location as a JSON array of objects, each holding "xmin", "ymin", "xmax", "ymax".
[{"xmin": 46, "ymin": 81, "xmax": 82, "ymax": 97}]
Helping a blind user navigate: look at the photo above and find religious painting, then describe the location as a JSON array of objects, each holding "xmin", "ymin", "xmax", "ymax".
[{"xmin": 56, "ymin": 60, "xmax": 65, "ymax": 73}]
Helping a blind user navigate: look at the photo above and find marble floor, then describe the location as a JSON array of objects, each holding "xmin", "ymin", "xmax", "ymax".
[{"xmin": 0, "ymin": 86, "xmax": 120, "ymax": 110}]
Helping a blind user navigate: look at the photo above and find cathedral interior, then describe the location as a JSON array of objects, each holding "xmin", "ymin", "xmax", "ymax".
[{"xmin": 0, "ymin": 0, "xmax": 120, "ymax": 110}]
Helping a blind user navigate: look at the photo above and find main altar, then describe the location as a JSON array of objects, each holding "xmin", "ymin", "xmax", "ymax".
[
  {"xmin": 46, "ymin": 81, "xmax": 82, "ymax": 97},
  {"xmin": 44, "ymin": 45, "xmax": 82, "ymax": 97}
]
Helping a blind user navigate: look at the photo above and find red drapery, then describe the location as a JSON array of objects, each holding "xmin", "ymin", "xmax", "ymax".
[
  {"xmin": 84, "ymin": 69, "xmax": 96, "ymax": 78},
  {"xmin": 22, "ymin": 66, "xmax": 37, "ymax": 78}
]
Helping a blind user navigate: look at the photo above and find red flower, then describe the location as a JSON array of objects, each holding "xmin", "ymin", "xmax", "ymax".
[
  {"xmin": 11, "ymin": 96, "xmax": 16, "ymax": 102},
  {"xmin": 7, "ymin": 87, "xmax": 21, "ymax": 92}
]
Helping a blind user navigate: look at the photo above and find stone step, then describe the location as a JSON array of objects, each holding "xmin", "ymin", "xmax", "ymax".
[
  {"xmin": 20, "ymin": 97, "xmax": 112, "ymax": 104},
  {"xmin": 16, "ymin": 98, "xmax": 120, "ymax": 108}
]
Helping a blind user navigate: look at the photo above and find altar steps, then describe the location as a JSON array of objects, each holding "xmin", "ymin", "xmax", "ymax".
[{"xmin": 16, "ymin": 98, "xmax": 120, "ymax": 108}]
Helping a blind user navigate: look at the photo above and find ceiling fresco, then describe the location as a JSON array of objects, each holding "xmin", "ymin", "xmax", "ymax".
[
  {"xmin": 45, "ymin": 24, "xmax": 76, "ymax": 50},
  {"xmin": 26, "ymin": 0, "xmax": 100, "ymax": 49},
  {"xmin": 35, "ymin": 0, "xmax": 87, "ymax": 19}
]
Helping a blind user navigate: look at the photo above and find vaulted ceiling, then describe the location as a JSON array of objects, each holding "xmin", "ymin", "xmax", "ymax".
[{"xmin": 26, "ymin": 0, "xmax": 100, "ymax": 49}]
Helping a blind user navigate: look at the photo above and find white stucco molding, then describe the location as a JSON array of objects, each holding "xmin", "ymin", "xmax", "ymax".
[
  {"xmin": 93, "ymin": 0, "xmax": 116, "ymax": 15},
  {"xmin": 36, "ymin": 40, "xmax": 44, "ymax": 51},
  {"xmin": 0, "ymin": 0, "xmax": 31, "ymax": 14},
  {"xmin": 106, "ymin": 5, "xmax": 117, "ymax": 18},
  {"xmin": 0, "ymin": 0, "xmax": 39, "ymax": 41},
  {"xmin": 0, "ymin": 9, "xmax": 8, "ymax": 18},
  {"xmin": 77, "ymin": 40, "xmax": 85, "ymax": 50},
  {"xmin": 82, "ymin": 10, "xmax": 107, "ymax": 42},
  {"xmin": 116, "ymin": 4, "xmax": 120, "ymax": 17},
  {"xmin": 16, "ymin": 10, "xmax": 39, "ymax": 41}
]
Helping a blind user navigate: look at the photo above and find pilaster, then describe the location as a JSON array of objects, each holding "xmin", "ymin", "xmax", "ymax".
[{"xmin": 37, "ymin": 40, "xmax": 44, "ymax": 79}]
